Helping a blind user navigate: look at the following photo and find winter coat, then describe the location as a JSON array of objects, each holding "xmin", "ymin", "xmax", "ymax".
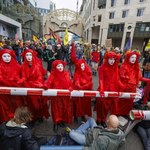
[
  {"xmin": 84, "ymin": 126, "xmax": 124, "ymax": 150},
  {"xmin": 0, "ymin": 121, "xmax": 39, "ymax": 150}
]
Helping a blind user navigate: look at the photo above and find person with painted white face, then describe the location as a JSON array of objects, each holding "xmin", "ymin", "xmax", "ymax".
[
  {"xmin": 108, "ymin": 58, "xmax": 115, "ymax": 65},
  {"xmin": 129, "ymin": 54, "xmax": 137, "ymax": 64},
  {"xmin": 0, "ymin": 49, "xmax": 24, "ymax": 123},
  {"xmin": 44, "ymin": 60, "xmax": 73, "ymax": 131},
  {"xmin": 19, "ymin": 49, "xmax": 49, "ymax": 121},
  {"xmin": 70, "ymin": 43, "xmax": 93, "ymax": 122},
  {"xmin": 96, "ymin": 51, "xmax": 121, "ymax": 127},
  {"xmin": 118, "ymin": 51, "xmax": 150, "ymax": 116},
  {"xmin": 25, "ymin": 52, "xmax": 32, "ymax": 62},
  {"xmin": 2, "ymin": 53, "xmax": 11, "ymax": 63},
  {"xmin": 81, "ymin": 63, "xmax": 85, "ymax": 71},
  {"xmin": 56, "ymin": 63, "xmax": 63, "ymax": 72}
]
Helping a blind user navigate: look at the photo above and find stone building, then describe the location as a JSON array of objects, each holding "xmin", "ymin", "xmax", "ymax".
[{"xmin": 80, "ymin": 0, "xmax": 150, "ymax": 51}]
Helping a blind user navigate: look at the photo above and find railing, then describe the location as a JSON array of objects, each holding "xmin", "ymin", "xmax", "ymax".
[{"xmin": 0, "ymin": 87, "xmax": 141, "ymax": 98}]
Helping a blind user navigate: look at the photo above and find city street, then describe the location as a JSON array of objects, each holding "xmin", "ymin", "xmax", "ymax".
[{"xmin": 32, "ymin": 62, "xmax": 144, "ymax": 150}]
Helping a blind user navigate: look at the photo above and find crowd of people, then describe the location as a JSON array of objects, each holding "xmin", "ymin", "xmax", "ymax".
[{"xmin": 0, "ymin": 37, "xmax": 150, "ymax": 149}]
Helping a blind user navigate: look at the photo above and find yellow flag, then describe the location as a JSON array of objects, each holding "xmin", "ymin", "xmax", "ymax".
[
  {"xmin": 63, "ymin": 28, "xmax": 69, "ymax": 46},
  {"xmin": 145, "ymin": 39, "xmax": 150, "ymax": 51},
  {"xmin": 32, "ymin": 35, "xmax": 38, "ymax": 42}
]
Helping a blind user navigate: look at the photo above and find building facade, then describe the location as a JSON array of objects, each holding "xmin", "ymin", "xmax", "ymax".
[
  {"xmin": 0, "ymin": 0, "xmax": 56, "ymax": 40},
  {"xmin": 80, "ymin": 0, "xmax": 150, "ymax": 51},
  {"xmin": 0, "ymin": 14, "xmax": 22, "ymax": 39}
]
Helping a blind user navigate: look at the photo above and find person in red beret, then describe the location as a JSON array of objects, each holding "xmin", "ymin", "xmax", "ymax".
[
  {"xmin": 118, "ymin": 50, "xmax": 150, "ymax": 115},
  {"xmin": 44, "ymin": 60, "xmax": 73, "ymax": 131},
  {"xmin": 0, "ymin": 49, "xmax": 23, "ymax": 123},
  {"xmin": 70, "ymin": 43, "xmax": 93, "ymax": 122},
  {"xmin": 18, "ymin": 49, "xmax": 49, "ymax": 121},
  {"xmin": 96, "ymin": 51, "xmax": 121, "ymax": 127}
]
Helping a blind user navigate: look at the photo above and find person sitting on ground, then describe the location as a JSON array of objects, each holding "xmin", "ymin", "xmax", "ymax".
[
  {"xmin": 135, "ymin": 102, "xmax": 150, "ymax": 150},
  {"xmin": 0, "ymin": 106, "xmax": 40, "ymax": 150},
  {"xmin": 66, "ymin": 115, "xmax": 124, "ymax": 150}
]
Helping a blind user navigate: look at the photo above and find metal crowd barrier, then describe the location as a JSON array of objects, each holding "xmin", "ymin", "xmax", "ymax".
[
  {"xmin": 0, "ymin": 87, "xmax": 141, "ymax": 98},
  {"xmin": 0, "ymin": 87, "xmax": 143, "ymax": 150}
]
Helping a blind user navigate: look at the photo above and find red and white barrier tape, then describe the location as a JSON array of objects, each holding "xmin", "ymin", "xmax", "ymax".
[
  {"xmin": 0, "ymin": 87, "xmax": 141, "ymax": 98},
  {"xmin": 130, "ymin": 110, "xmax": 150, "ymax": 120}
]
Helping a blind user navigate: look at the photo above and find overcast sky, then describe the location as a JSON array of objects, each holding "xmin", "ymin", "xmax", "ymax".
[{"xmin": 29, "ymin": 0, "xmax": 83, "ymax": 12}]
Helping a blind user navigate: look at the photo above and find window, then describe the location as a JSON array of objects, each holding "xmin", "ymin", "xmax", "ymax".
[
  {"xmin": 93, "ymin": 0, "xmax": 95, "ymax": 10},
  {"xmin": 139, "ymin": 0, "xmax": 145, "ymax": 2},
  {"xmin": 124, "ymin": 0, "xmax": 130, "ymax": 5},
  {"xmin": 93, "ymin": 16, "xmax": 96, "ymax": 21},
  {"xmin": 109, "ymin": 12, "xmax": 115, "ymax": 19},
  {"xmin": 137, "ymin": 8, "xmax": 145, "ymax": 16},
  {"xmin": 108, "ymin": 24, "xmax": 124, "ymax": 32},
  {"xmin": 111, "ymin": 0, "xmax": 116, "ymax": 7},
  {"xmin": 98, "ymin": 15, "xmax": 102, "ymax": 22},
  {"xmin": 122, "ymin": 10, "xmax": 129, "ymax": 18}
]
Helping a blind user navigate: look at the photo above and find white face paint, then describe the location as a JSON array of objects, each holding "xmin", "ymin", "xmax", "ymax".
[
  {"xmin": 2, "ymin": 53, "xmax": 11, "ymax": 63},
  {"xmin": 129, "ymin": 54, "xmax": 137, "ymax": 64},
  {"xmin": 108, "ymin": 58, "xmax": 115, "ymax": 65},
  {"xmin": 81, "ymin": 63, "xmax": 85, "ymax": 71},
  {"xmin": 25, "ymin": 52, "xmax": 32, "ymax": 62},
  {"xmin": 56, "ymin": 63, "xmax": 64, "ymax": 72}
]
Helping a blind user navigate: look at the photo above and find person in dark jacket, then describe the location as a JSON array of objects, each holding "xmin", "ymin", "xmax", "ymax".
[
  {"xmin": 135, "ymin": 102, "xmax": 150, "ymax": 150},
  {"xmin": 0, "ymin": 106, "xmax": 39, "ymax": 150}
]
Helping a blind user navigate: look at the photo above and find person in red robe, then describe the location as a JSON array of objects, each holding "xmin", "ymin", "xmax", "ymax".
[
  {"xmin": 91, "ymin": 46, "xmax": 100, "ymax": 76},
  {"xmin": 118, "ymin": 50, "xmax": 150, "ymax": 115},
  {"xmin": 96, "ymin": 51, "xmax": 121, "ymax": 126},
  {"xmin": 70, "ymin": 43, "xmax": 93, "ymax": 121},
  {"xmin": 0, "ymin": 49, "xmax": 23, "ymax": 123},
  {"xmin": 44, "ymin": 60, "xmax": 73, "ymax": 131},
  {"xmin": 18, "ymin": 49, "xmax": 49, "ymax": 120}
]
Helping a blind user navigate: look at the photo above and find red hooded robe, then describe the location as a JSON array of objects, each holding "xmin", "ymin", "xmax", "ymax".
[
  {"xmin": 70, "ymin": 43, "xmax": 93, "ymax": 118},
  {"xmin": 118, "ymin": 51, "xmax": 142, "ymax": 115},
  {"xmin": 96, "ymin": 51, "xmax": 120, "ymax": 123},
  {"xmin": 20, "ymin": 49, "xmax": 49, "ymax": 120},
  {"xmin": 0, "ymin": 49, "xmax": 23, "ymax": 123}
]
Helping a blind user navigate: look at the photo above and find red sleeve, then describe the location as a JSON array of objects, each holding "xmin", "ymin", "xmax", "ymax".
[
  {"xmin": 98, "ymin": 66, "xmax": 104, "ymax": 91},
  {"xmin": 70, "ymin": 42, "xmax": 77, "ymax": 63}
]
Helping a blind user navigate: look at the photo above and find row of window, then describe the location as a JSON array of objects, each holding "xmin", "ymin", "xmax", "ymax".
[
  {"xmin": 111, "ymin": 0, "xmax": 146, "ymax": 7},
  {"xmin": 109, "ymin": 8, "xmax": 145, "ymax": 19},
  {"xmin": 108, "ymin": 23, "xmax": 150, "ymax": 33}
]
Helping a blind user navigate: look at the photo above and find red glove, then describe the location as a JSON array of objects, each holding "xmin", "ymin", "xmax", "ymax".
[
  {"xmin": 69, "ymin": 87, "xmax": 73, "ymax": 92},
  {"xmin": 43, "ymin": 85, "xmax": 48, "ymax": 90},
  {"xmin": 100, "ymin": 90, "xmax": 104, "ymax": 97},
  {"xmin": 141, "ymin": 77, "xmax": 150, "ymax": 83},
  {"xmin": 17, "ymin": 78, "xmax": 25, "ymax": 84},
  {"xmin": 35, "ymin": 83, "xmax": 43, "ymax": 88},
  {"xmin": 75, "ymin": 82, "xmax": 82, "ymax": 90}
]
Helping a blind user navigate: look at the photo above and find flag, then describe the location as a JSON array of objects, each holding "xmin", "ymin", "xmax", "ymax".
[
  {"xmin": 124, "ymin": 37, "xmax": 131, "ymax": 51},
  {"xmin": 63, "ymin": 28, "xmax": 69, "ymax": 46},
  {"xmin": 144, "ymin": 39, "xmax": 150, "ymax": 51},
  {"xmin": 49, "ymin": 27, "xmax": 57, "ymax": 40},
  {"xmin": 32, "ymin": 35, "xmax": 38, "ymax": 42},
  {"xmin": 57, "ymin": 36, "xmax": 61, "ymax": 44}
]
